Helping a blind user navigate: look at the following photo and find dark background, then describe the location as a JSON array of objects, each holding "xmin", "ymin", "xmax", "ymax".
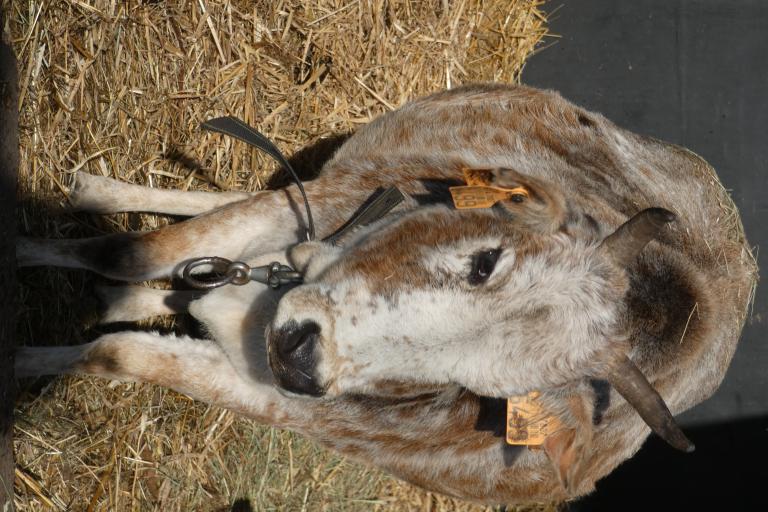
[{"xmin": 523, "ymin": 1, "xmax": 767, "ymax": 510}]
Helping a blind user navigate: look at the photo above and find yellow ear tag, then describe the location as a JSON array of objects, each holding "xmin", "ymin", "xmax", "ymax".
[
  {"xmin": 506, "ymin": 391, "xmax": 564, "ymax": 447},
  {"xmin": 449, "ymin": 168, "xmax": 529, "ymax": 209}
]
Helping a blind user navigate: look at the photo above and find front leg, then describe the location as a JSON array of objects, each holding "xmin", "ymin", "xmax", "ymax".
[
  {"xmin": 17, "ymin": 186, "xmax": 310, "ymax": 281},
  {"xmin": 15, "ymin": 332, "xmax": 297, "ymax": 426},
  {"xmin": 68, "ymin": 172, "xmax": 254, "ymax": 216},
  {"xmin": 95, "ymin": 285, "xmax": 201, "ymax": 323}
]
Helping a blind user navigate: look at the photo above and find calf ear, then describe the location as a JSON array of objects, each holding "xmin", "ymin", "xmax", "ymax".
[
  {"xmin": 543, "ymin": 428, "xmax": 583, "ymax": 493},
  {"xmin": 541, "ymin": 394, "xmax": 594, "ymax": 495},
  {"xmin": 470, "ymin": 167, "xmax": 569, "ymax": 233}
]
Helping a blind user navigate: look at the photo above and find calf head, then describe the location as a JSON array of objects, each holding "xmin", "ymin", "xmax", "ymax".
[{"xmin": 267, "ymin": 168, "xmax": 693, "ymax": 479}]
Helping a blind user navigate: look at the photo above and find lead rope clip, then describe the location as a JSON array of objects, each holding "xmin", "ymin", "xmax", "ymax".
[{"xmin": 182, "ymin": 257, "xmax": 303, "ymax": 290}]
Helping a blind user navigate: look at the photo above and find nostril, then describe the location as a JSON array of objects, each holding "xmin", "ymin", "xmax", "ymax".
[
  {"xmin": 269, "ymin": 320, "xmax": 324, "ymax": 397},
  {"xmin": 278, "ymin": 321, "xmax": 321, "ymax": 356}
]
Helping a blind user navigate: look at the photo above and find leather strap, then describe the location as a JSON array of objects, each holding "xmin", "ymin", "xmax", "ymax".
[
  {"xmin": 323, "ymin": 186, "xmax": 405, "ymax": 245},
  {"xmin": 201, "ymin": 116, "xmax": 316, "ymax": 241}
]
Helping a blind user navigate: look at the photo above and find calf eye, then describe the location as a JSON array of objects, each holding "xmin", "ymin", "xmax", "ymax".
[{"xmin": 469, "ymin": 249, "xmax": 501, "ymax": 285}]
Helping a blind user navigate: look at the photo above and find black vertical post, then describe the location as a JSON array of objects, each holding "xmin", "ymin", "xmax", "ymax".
[{"xmin": 0, "ymin": 6, "xmax": 18, "ymax": 509}]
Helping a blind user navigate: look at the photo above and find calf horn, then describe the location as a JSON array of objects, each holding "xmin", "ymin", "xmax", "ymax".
[
  {"xmin": 599, "ymin": 208, "xmax": 693, "ymax": 451},
  {"xmin": 598, "ymin": 207, "xmax": 676, "ymax": 267},
  {"xmin": 606, "ymin": 356, "xmax": 695, "ymax": 452}
]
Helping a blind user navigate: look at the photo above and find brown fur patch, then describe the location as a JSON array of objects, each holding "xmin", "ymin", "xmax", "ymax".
[{"xmin": 80, "ymin": 344, "xmax": 123, "ymax": 375}]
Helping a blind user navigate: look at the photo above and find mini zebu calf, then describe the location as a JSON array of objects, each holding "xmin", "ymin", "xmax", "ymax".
[{"xmin": 16, "ymin": 84, "xmax": 757, "ymax": 504}]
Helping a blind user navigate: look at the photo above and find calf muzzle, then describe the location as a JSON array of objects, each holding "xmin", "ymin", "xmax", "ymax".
[{"xmin": 267, "ymin": 320, "xmax": 325, "ymax": 397}]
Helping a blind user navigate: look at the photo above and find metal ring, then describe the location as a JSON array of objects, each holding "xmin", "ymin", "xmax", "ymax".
[{"xmin": 182, "ymin": 256, "xmax": 237, "ymax": 289}]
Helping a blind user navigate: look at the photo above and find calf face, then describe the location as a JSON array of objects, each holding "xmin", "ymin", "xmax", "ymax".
[{"xmin": 270, "ymin": 205, "xmax": 626, "ymax": 399}]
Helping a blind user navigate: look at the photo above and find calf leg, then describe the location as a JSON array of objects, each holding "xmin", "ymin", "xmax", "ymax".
[
  {"xmin": 18, "ymin": 187, "xmax": 310, "ymax": 281},
  {"xmin": 15, "ymin": 332, "xmax": 297, "ymax": 425},
  {"xmin": 96, "ymin": 285, "xmax": 201, "ymax": 323},
  {"xmin": 68, "ymin": 172, "xmax": 254, "ymax": 216}
]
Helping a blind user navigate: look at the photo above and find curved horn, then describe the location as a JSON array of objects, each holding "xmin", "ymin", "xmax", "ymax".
[
  {"xmin": 599, "ymin": 208, "xmax": 676, "ymax": 267},
  {"xmin": 606, "ymin": 355, "xmax": 695, "ymax": 453}
]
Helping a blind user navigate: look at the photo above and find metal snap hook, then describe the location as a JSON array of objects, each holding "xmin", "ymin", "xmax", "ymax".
[
  {"xmin": 182, "ymin": 257, "xmax": 303, "ymax": 290},
  {"xmin": 226, "ymin": 261, "xmax": 251, "ymax": 286}
]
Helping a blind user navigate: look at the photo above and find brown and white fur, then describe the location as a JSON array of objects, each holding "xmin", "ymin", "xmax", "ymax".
[{"xmin": 16, "ymin": 84, "xmax": 756, "ymax": 505}]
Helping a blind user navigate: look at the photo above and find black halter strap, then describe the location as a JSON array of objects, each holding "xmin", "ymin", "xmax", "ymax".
[
  {"xmin": 201, "ymin": 116, "xmax": 316, "ymax": 241},
  {"xmin": 322, "ymin": 185, "xmax": 405, "ymax": 245}
]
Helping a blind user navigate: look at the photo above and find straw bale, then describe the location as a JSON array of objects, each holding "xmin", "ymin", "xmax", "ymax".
[{"xmin": 6, "ymin": 0, "xmax": 552, "ymax": 509}]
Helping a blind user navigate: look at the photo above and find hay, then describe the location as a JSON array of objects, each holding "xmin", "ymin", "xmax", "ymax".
[{"xmin": 7, "ymin": 0, "xmax": 551, "ymax": 510}]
